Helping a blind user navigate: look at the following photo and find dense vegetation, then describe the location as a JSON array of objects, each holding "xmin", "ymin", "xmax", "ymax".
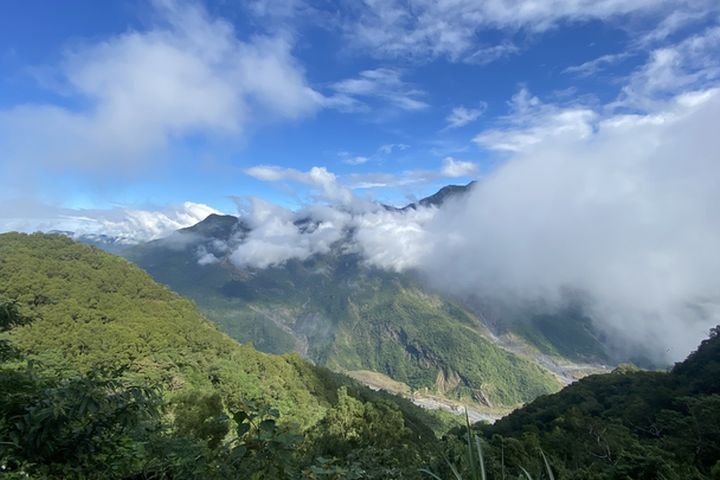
[
  {"xmin": 0, "ymin": 233, "xmax": 452, "ymax": 478},
  {"xmin": 126, "ymin": 214, "xmax": 560, "ymax": 407},
  {"xmin": 2, "ymin": 232, "xmax": 719, "ymax": 479},
  {"xmin": 456, "ymin": 327, "xmax": 720, "ymax": 479}
]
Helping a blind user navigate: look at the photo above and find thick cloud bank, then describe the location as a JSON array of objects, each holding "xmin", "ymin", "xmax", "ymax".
[
  {"xmin": 424, "ymin": 89, "xmax": 720, "ymax": 362},
  {"xmin": 229, "ymin": 88, "xmax": 720, "ymax": 363}
]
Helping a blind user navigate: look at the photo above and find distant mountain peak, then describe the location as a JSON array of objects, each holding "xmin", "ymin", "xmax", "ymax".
[
  {"xmin": 401, "ymin": 181, "xmax": 476, "ymax": 211},
  {"xmin": 180, "ymin": 213, "xmax": 242, "ymax": 238}
]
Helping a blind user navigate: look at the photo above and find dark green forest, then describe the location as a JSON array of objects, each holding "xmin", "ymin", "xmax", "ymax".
[{"xmin": 1, "ymin": 233, "xmax": 719, "ymax": 479}]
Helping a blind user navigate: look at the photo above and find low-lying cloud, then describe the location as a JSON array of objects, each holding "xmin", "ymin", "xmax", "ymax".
[
  {"xmin": 0, "ymin": 199, "xmax": 219, "ymax": 244},
  {"xmin": 425, "ymin": 88, "xmax": 720, "ymax": 362},
  {"xmin": 218, "ymin": 86, "xmax": 720, "ymax": 364}
]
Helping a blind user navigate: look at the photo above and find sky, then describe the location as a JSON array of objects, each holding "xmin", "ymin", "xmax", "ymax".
[
  {"xmin": 0, "ymin": 0, "xmax": 717, "ymax": 238},
  {"xmin": 1, "ymin": 0, "xmax": 719, "ymax": 360}
]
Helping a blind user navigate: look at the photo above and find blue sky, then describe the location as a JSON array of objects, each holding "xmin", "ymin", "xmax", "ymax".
[{"xmin": 0, "ymin": 0, "xmax": 719, "ymax": 238}]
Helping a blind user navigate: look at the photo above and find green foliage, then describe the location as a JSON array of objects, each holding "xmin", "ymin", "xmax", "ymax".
[
  {"xmin": 421, "ymin": 410, "xmax": 557, "ymax": 480},
  {"xmin": 0, "ymin": 361, "xmax": 162, "ymax": 478},
  {"xmin": 0, "ymin": 233, "xmax": 445, "ymax": 478},
  {"xmin": 171, "ymin": 389, "xmax": 229, "ymax": 448},
  {"xmin": 306, "ymin": 386, "xmax": 410, "ymax": 456},
  {"xmin": 0, "ymin": 232, "xmax": 332, "ymax": 428},
  {"xmin": 228, "ymin": 404, "xmax": 303, "ymax": 479},
  {"xmin": 457, "ymin": 326, "xmax": 720, "ymax": 479},
  {"xmin": 0, "ymin": 297, "xmax": 26, "ymax": 332}
]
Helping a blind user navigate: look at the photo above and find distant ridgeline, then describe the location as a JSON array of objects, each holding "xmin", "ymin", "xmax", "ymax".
[{"xmin": 1, "ymin": 232, "xmax": 719, "ymax": 479}]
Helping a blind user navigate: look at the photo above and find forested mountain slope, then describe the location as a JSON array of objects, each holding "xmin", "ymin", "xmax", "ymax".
[
  {"xmin": 462, "ymin": 326, "xmax": 720, "ymax": 479},
  {"xmin": 125, "ymin": 213, "xmax": 561, "ymax": 409},
  {"xmin": 0, "ymin": 232, "xmax": 455, "ymax": 478}
]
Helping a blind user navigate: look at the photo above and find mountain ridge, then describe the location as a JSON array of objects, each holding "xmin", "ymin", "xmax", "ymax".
[{"xmin": 121, "ymin": 183, "xmax": 587, "ymax": 411}]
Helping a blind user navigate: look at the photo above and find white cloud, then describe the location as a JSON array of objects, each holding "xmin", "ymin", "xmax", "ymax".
[
  {"xmin": 635, "ymin": 9, "xmax": 710, "ymax": 47},
  {"xmin": 196, "ymin": 245, "xmax": 221, "ymax": 265},
  {"xmin": 424, "ymin": 87, "xmax": 720, "ymax": 363},
  {"xmin": 345, "ymin": 160, "xmax": 477, "ymax": 190},
  {"xmin": 618, "ymin": 25, "xmax": 720, "ymax": 108},
  {"xmin": 327, "ymin": 68, "xmax": 428, "ymax": 112},
  {"xmin": 339, "ymin": 143, "xmax": 410, "ymax": 167},
  {"xmin": 238, "ymin": 87, "xmax": 720, "ymax": 364},
  {"xmin": 223, "ymin": 185, "xmax": 438, "ymax": 271},
  {"xmin": 465, "ymin": 42, "xmax": 519, "ymax": 65},
  {"xmin": 0, "ymin": 0, "xmax": 323, "ymax": 185},
  {"xmin": 353, "ymin": 207, "xmax": 436, "ymax": 271},
  {"xmin": 245, "ymin": 159, "xmax": 474, "ymax": 199},
  {"xmin": 343, "ymin": 0, "xmax": 713, "ymax": 62},
  {"xmin": 445, "ymin": 105, "xmax": 486, "ymax": 129},
  {"xmin": 440, "ymin": 157, "xmax": 477, "ymax": 177},
  {"xmin": 0, "ymin": 199, "xmax": 220, "ymax": 243},
  {"xmin": 342, "ymin": 155, "xmax": 370, "ymax": 165},
  {"xmin": 229, "ymin": 198, "xmax": 350, "ymax": 269},
  {"xmin": 563, "ymin": 52, "xmax": 631, "ymax": 77},
  {"xmin": 474, "ymin": 88, "xmax": 597, "ymax": 152},
  {"xmin": 245, "ymin": 165, "xmax": 356, "ymax": 206}
]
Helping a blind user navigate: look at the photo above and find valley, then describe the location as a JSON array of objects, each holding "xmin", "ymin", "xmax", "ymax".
[{"xmin": 118, "ymin": 184, "xmax": 613, "ymax": 419}]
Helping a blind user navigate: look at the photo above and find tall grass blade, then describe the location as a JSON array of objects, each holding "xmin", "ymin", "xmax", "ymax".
[
  {"xmin": 540, "ymin": 450, "xmax": 555, "ymax": 480},
  {"xmin": 448, "ymin": 458, "xmax": 464, "ymax": 480},
  {"xmin": 519, "ymin": 466, "xmax": 534, "ymax": 480},
  {"xmin": 419, "ymin": 468, "xmax": 445, "ymax": 480},
  {"xmin": 474, "ymin": 435, "xmax": 487, "ymax": 480},
  {"xmin": 464, "ymin": 408, "xmax": 479, "ymax": 480}
]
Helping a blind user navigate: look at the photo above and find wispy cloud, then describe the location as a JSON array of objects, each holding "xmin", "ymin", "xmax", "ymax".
[
  {"xmin": 246, "ymin": 156, "xmax": 477, "ymax": 196},
  {"xmin": 563, "ymin": 52, "xmax": 632, "ymax": 77},
  {"xmin": 341, "ymin": 0, "xmax": 711, "ymax": 62},
  {"xmin": 378, "ymin": 143, "xmax": 410, "ymax": 155},
  {"xmin": 342, "ymin": 155, "xmax": 370, "ymax": 166},
  {"xmin": 327, "ymin": 68, "xmax": 429, "ymax": 112},
  {"xmin": 465, "ymin": 42, "xmax": 519, "ymax": 65},
  {"xmin": 445, "ymin": 105, "xmax": 487, "ymax": 129},
  {"xmin": 474, "ymin": 88, "xmax": 596, "ymax": 152},
  {"xmin": 339, "ymin": 143, "xmax": 411, "ymax": 166},
  {"xmin": 618, "ymin": 25, "xmax": 720, "ymax": 108},
  {"xmin": 245, "ymin": 165, "xmax": 355, "ymax": 205}
]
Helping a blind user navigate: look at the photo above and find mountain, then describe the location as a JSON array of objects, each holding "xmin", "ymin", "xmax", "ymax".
[
  {"xmin": 0, "ymin": 233, "xmax": 448, "ymax": 432},
  {"xmin": 125, "ymin": 227, "xmax": 561, "ymax": 408},
  {"xmin": 403, "ymin": 181, "xmax": 476, "ymax": 210},
  {"xmin": 462, "ymin": 326, "xmax": 720, "ymax": 478},
  {"xmin": 0, "ymin": 232, "xmax": 461, "ymax": 478},
  {"xmin": 2, "ymin": 232, "xmax": 717, "ymax": 479},
  {"xmin": 122, "ymin": 184, "xmax": 590, "ymax": 411}
]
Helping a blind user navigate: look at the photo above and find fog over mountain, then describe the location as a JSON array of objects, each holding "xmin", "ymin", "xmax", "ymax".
[
  {"xmin": 209, "ymin": 88, "xmax": 720, "ymax": 364},
  {"xmin": 423, "ymin": 89, "xmax": 720, "ymax": 363}
]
